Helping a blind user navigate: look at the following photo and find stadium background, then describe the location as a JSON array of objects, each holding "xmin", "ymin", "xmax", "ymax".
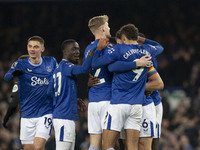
[{"xmin": 0, "ymin": 0, "xmax": 200, "ymax": 149}]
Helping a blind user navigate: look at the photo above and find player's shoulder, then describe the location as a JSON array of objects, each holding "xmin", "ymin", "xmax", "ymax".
[
  {"xmin": 42, "ymin": 56, "xmax": 57, "ymax": 63},
  {"xmin": 90, "ymin": 39, "xmax": 98, "ymax": 46},
  {"xmin": 85, "ymin": 40, "xmax": 98, "ymax": 50},
  {"xmin": 106, "ymin": 44, "xmax": 122, "ymax": 54},
  {"xmin": 142, "ymin": 43, "xmax": 153, "ymax": 50},
  {"xmin": 107, "ymin": 43, "xmax": 115, "ymax": 49},
  {"xmin": 112, "ymin": 43, "xmax": 126, "ymax": 50},
  {"xmin": 11, "ymin": 59, "xmax": 24, "ymax": 69},
  {"xmin": 60, "ymin": 59, "xmax": 74, "ymax": 68},
  {"xmin": 141, "ymin": 44, "xmax": 156, "ymax": 56},
  {"xmin": 42, "ymin": 56, "xmax": 56, "ymax": 60}
]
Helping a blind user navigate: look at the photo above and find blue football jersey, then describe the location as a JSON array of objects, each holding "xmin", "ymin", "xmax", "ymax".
[
  {"xmin": 84, "ymin": 40, "xmax": 113, "ymax": 102},
  {"xmin": 52, "ymin": 52, "xmax": 93, "ymax": 120},
  {"xmin": 93, "ymin": 43, "xmax": 156, "ymax": 104},
  {"xmin": 4, "ymin": 56, "xmax": 57, "ymax": 118},
  {"xmin": 52, "ymin": 60, "xmax": 79, "ymax": 120}
]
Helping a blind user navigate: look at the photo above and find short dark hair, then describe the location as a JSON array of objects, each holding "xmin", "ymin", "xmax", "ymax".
[
  {"xmin": 119, "ymin": 24, "xmax": 139, "ymax": 40},
  {"xmin": 115, "ymin": 30, "xmax": 121, "ymax": 39},
  {"xmin": 61, "ymin": 39, "xmax": 76, "ymax": 51},
  {"xmin": 28, "ymin": 36, "xmax": 44, "ymax": 45},
  {"xmin": 138, "ymin": 32, "xmax": 146, "ymax": 38}
]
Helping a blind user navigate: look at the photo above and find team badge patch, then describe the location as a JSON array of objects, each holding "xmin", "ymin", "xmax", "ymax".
[{"xmin": 46, "ymin": 66, "xmax": 52, "ymax": 72}]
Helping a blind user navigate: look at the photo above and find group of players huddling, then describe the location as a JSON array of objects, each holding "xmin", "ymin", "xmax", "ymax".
[{"xmin": 3, "ymin": 15, "xmax": 164, "ymax": 150}]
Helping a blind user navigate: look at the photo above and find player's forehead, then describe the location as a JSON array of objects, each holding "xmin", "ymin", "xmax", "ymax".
[
  {"xmin": 27, "ymin": 40, "xmax": 42, "ymax": 46},
  {"xmin": 69, "ymin": 42, "xmax": 79, "ymax": 49}
]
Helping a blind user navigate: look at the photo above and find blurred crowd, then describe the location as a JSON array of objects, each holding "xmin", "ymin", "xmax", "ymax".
[{"xmin": 0, "ymin": 0, "xmax": 200, "ymax": 149}]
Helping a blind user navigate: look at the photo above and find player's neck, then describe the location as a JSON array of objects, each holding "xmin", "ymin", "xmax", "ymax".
[
  {"xmin": 29, "ymin": 57, "xmax": 42, "ymax": 64},
  {"xmin": 124, "ymin": 40, "xmax": 138, "ymax": 45},
  {"xmin": 95, "ymin": 34, "xmax": 107, "ymax": 40}
]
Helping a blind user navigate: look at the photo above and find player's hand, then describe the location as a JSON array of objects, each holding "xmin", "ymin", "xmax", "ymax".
[
  {"xmin": 12, "ymin": 69, "xmax": 25, "ymax": 77},
  {"xmin": 77, "ymin": 98, "xmax": 87, "ymax": 111},
  {"xmin": 136, "ymin": 55, "xmax": 152, "ymax": 67},
  {"xmin": 137, "ymin": 35, "xmax": 146, "ymax": 44},
  {"xmin": 145, "ymin": 90, "xmax": 152, "ymax": 96},
  {"xmin": 88, "ymin": 74, "xmax": 100, "ymax": 87},
  {"xmin": 97, "ymin": 38, "xmax": 109, "ymax": 50}
]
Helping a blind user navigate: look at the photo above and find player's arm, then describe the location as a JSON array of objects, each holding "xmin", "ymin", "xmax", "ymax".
[
  {"xmin": 4, "ymin": 61, "xmax": 24, "ymax": 81},
  {"xmin": 108, "ymin": 55, "xmax": 152, "ymax": 72},
  {"xmin": 83, "ymin": 39, "xmax": 98, "ymax": 62},
  {"xmin": 138, "ymin": 36, "xmax": 164, "ymax": 55},
  {"xmin": 92, "ymin": 39, "xmax": 118, "ymax": 69},
  {"xmin": 77, "ymin": 98, "xmax": 87, "ymax": 111},
  {"xmin": 72, "ymin": 50, "xmax": 94, "ymax": 75},
  {"xmin": 92, "ymin": 50, "xmax": 113, "ymax": 69},
  {"xmin": 63, "ymin": 50, "xmax": 94, "ymax": 76},
  {"xmin": 145, "ymin": 66, "xmax": 164, "ymax": 91},
  {"xmin": 3, "ymin": 85, "xmax": 19, "ymax": 128}
]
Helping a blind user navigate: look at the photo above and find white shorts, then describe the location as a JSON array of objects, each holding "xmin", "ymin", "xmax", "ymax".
[
  {"xmin": 140, "ymin": 102, "xmax": 156, "ymax": 137},
  {"xmin": 154, "ymin": 102, "xmax": 163, "ymax": 138},
  {"xmin": 104, "ymin": 104, "xmax": 142, "ymax": 132},
  {"xmin": 53, "ymin": 119, "xmax": 76, "ymax": 142},
  {"xmin": 88, "ymin": 101, "xmax": 110, "ymax": 134},
  {"xmin": 20, "ymin": 114, "xmax": 52, "ymax": 144}
]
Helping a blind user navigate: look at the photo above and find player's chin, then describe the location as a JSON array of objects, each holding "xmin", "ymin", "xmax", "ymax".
[
  {"xmin": 106, "ymin": 34, "xmax": 111, "ymax": 39},
  {"xmin": 30, "ymin": 55, "xmax": 37, "ymax": 59},
  {"xmin": 73, "ymin": 59, "xmax": 79, "ymax": 64}
]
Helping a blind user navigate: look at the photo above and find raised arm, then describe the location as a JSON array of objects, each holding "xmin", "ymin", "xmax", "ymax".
[
  {"xmin": 71, "ymin": 50, "xmax": 94, "ymax": 75},
  {"xmin": 108, "ymin": 55, "xmax": 152, "ymax": 72},
  {"xmin": 138, "ymin": 36, "xmax": 164, "ymax": 55}
]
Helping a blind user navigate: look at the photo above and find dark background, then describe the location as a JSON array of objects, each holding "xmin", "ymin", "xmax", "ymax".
[{"xmin": 0, "ymin": 0, "xmax": 200, "ymax": 149}]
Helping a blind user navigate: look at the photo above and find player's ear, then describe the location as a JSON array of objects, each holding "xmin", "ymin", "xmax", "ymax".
[
  {"xmin": 41, "ymin": 47, "xmax": 45, "ymax": 52},
  {"xmin": 99, "ymin": 25, "xmax": 105, "ymax": 32},
  {"xmin": 121, "ymin": 34, "xmax": 126, "ymax": 42}
]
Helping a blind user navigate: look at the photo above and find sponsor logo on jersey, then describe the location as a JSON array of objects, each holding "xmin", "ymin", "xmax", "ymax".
[
  {"xmin": 31, "ymin": 76, "xmax": 49, "ymax": 86},
  {"xmin": 46, "ymin": 66, "xmax": 52, "ymax": 72}
]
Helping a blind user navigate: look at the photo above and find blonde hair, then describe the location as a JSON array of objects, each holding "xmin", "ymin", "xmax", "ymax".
[{"xmin": 88, "ymin": 15, "xmax": 109, "ymax": 35}]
